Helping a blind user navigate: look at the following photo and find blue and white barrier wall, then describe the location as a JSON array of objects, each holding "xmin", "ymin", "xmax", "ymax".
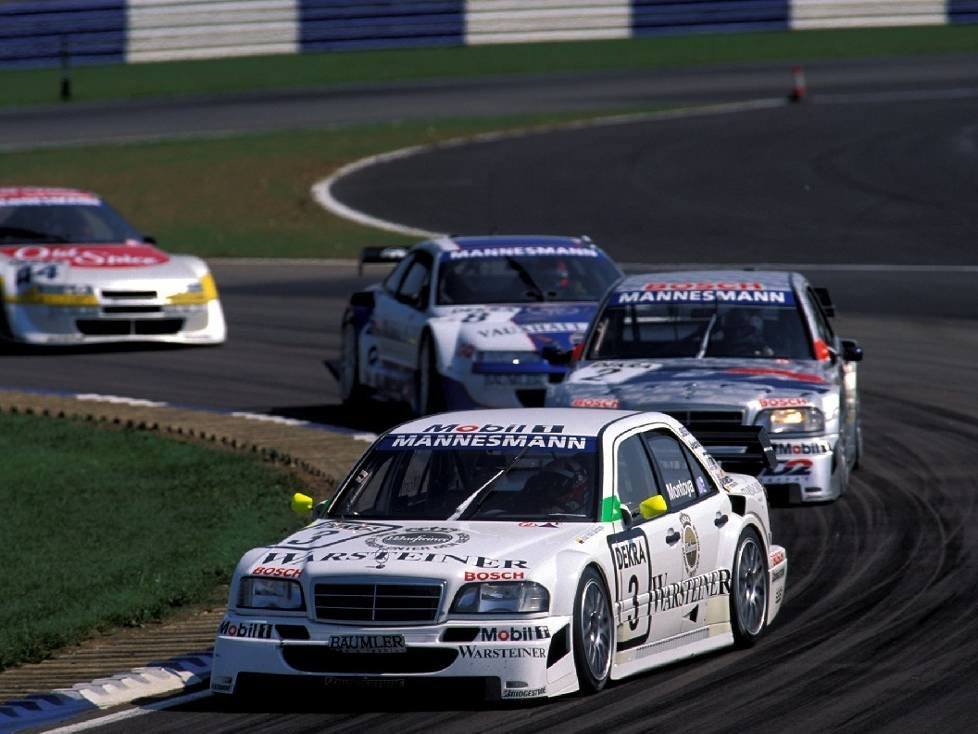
[{"xmin": 0, "ymin": 1, "xmax": 974, "ymax": 69}]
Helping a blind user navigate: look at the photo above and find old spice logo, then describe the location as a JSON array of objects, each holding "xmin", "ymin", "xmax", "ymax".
[{"xmin": 0, "ymin": 244, "xmax": 169, "ymax": 268}]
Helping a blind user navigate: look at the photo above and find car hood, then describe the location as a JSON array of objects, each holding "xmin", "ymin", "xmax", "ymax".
[
  {"xmin": 433, "ymin": 302, "xmax": 596, "ymax": 354},
  {"xmin": 0, "ymin": 243, "xmax": 202, "ymax": 284},
  {"xmin": 552, "ymin": 357, "xmax": 837, "ymax": 410},
  {"xmin": 245, "ymin": 518, "xmax": 598, "ymax": 579}
]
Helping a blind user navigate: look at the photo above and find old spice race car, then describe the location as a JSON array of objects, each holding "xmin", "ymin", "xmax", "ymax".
[
  {"xmin": 211, "ymin": 408, "xmax": 786, "ymax": 701},
  {"xmin": 0, "ymin": 187, "xmax": 225, "ymax": 345},
  {"xmin": 335, "ymin": 236, "xmax": 621, "ymax": 414},
  {"xmin": 548, "ymin": 271, "xmax": 863, "ymax": 502}
]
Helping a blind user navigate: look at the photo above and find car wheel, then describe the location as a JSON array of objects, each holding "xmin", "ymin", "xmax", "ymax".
[
  {"xmin": 730, "ymin": 527, "xmax": 768, "ymax": 647},
  {"xmin": 572, "ymin": 566, "xmax": 613, "ymax": 693},
  {"xmin": 852, "ymin": 423, "xmax": 864, "ymax": 471},
  {"xmin": 339, "ymin": 319, "xmax": 367, "ymax": 406},
  {"xmin": 413, "ymin": 332, "xmax": 444, "ymax": 416}
]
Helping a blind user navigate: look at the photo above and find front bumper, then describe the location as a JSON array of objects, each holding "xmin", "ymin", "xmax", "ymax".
[
  {"xmin": 758, "ymin": 434, "xmax": 840, "ymax": 503},
  {"xmin": 4, "ymin": 300, "xmax": 226, "ymax": 345},
  {"xmin": 445, "ymin": 365, "xmax": 566, "ymax": 410},
  {"xmin": 210, "ymin": 612, "xmax": 577, "ymax": 701}
]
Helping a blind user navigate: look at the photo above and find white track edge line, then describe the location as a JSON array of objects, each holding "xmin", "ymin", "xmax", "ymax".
[{"xmin": 42, "ymin": 689, "xmax": 213, "ymax": 734}]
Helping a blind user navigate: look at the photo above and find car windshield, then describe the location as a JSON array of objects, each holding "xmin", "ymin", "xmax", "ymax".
[
  {"xmin": 328, "ymin": 438, "xmax": 599, "ymax": 522},
  {"xmin": 588, "ymin": 302, "xmax": 813, "ymax": 360},
  {"xmin": 0, "ymin": 203, "xmax": 142, "ymax": 244},
  {"xmin": 437, "ymin": 254, "xmax": 619, "ymax": 305}
]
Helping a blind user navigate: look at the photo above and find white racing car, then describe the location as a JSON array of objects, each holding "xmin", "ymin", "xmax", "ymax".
[
  {"xmin": 0, "ymin": 187, "xmax": 225, "ymax": 345},
  {"xmin": 211, "ymin": 408, "xmax": 787, "ymax": 701},
  {"xmin": 334, "ymin": 235, "xmax": 621, "ymax": 414}
]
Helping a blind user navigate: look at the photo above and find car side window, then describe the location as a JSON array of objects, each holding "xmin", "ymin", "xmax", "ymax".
[
  {"xmin": 682, "ymin": 444, "xmax": 717, "ymax": 498},
  {"xmin": 615, "ymin": 435, "xmax": 662, "ymax": 516},
  {"xmin": 806, "ymin": 287, "xmax": 835, "ymax": 342},
  {"xmin": 383, "ymin": 254, "xmax": 414, "ymax": 294},
  {"xmin": 643, "ymin": 431, "xmax": 699, "ymax": 510},
  {"xmin": 396, "ymin": 255, "xmax": 432, "ymax": 309}
]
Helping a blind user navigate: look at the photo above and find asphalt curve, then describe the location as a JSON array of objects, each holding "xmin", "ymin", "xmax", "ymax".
[{"xmin": 8, "ymin": 67, "xmax": 978, "ymax": 732}]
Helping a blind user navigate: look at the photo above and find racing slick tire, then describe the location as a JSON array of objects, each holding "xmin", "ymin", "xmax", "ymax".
[
  {"xmin": 339, "ymin": 317, "xmax": 369, "ymax": 407},
  {"xmin": 572, "ymin": 566, "xmax": 614, "ymax": 693},
  {"xmin": 413, "ymin": 331, "xmax": 445, "ymax": 416},
  {"xmin": 730, "ymin": 527, "xmax": 769, "ymax": 648}
]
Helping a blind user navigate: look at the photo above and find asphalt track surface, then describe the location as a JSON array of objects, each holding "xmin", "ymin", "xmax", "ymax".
[{"xmin": 5, "ymin": 58, "xmax": 978, "ymax": 732}]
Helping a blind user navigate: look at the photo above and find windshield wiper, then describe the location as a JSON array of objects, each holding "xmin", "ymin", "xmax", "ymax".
[
  {"xmin": 505, "ymin": 257, "xmax": 545, "ymax": 302},
  {"xmin": 0, "ymin": 226, "xmax": 68, "ymax": 243},
  {"xmin": 695, "ymin": 312, "xmax": 719, "ymax": 359},
  {"xmin": 450, "ymin": 446, "xmax": 529, "ymax": 520}
]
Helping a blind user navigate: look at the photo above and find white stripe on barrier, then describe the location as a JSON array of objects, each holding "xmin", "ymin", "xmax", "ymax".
[
  {"xmin": 790, "ymin": 0, "xmax": 946, "ymax": 30},
  {"xmin": 466, "ymin": 1, "xmax": 631, "ymax": 44},
  {"xmin": 44, "ymin": 690, "xmax": 213, "ymax": 734}
]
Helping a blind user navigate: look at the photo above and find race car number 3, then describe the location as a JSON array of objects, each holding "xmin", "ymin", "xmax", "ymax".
[{"xmin": 607, "ymin": 528, "xmax": 653, "ymax": 651}]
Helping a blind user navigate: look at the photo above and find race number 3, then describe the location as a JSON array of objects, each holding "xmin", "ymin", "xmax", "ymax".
[{"xmin": 607, "ymin": 528, "xmax": 652, "ymax": 651}]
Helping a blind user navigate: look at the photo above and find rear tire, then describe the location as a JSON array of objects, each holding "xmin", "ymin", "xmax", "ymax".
[
  {"xmin": 730, "ymin": 528, "xmax": 768, "ymax": 648},
  {"xmin": 338, "ymin": 318, "xmax": 368, "ymax": 406},
  {"xmin": 572, "ymin": 566, "xmax": 613, "ymax": 693}
]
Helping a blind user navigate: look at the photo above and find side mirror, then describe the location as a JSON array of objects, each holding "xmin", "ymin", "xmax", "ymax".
[
  {"xmin": 639, "ymin": 495, "xmax": 668, "ymax": 520},
  {"xmin": 620, "ymin": 504, "xmax": 634, "ymax": 529},
  {"xmin": 291, "ymin": 492, "xmax": 314, "ymax": 516},
  {"xmin": 569, "ymin": 342, "xmax": 585, "ymax": 365},
  {"xmin": 143, "ymin": 235, "xmax": 157, "ymax": 245},
  {"xmin": 841, "ymin": 339, "xmax": 863, "ymax": 362}
]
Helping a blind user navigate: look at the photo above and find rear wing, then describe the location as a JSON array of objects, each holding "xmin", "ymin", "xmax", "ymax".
[
  {"xmin": 358, "ymin": 246, "xmax": 408, "ymax": 276},
  {"xmin": 690, "ymin": 425, "xmax": 777, "ymax": 477}
]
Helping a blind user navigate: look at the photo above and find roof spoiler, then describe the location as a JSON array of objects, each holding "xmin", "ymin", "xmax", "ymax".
[
  {"xmin": 690, "ymin": 424, "xmax": 777, "ymax": 477},
  {"xmin": 358, "ymin": 246, "xmax": 408, "ymax": 276},
  {"xmin": 812, "ymin": 286, "xmax": 835, "ymax": 317}
]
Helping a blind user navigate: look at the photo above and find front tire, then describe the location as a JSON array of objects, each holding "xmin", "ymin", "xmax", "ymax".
[
  {"xmin": 572, "ymin": 566, "xmax": 613, "ymax": 693},
  {"xmin": 730, "ymin": 528, "xmax": 768, "ymax": 647},
  {"xmin": 412, "ymin": 332, "xmax": 444, "ymax": 416}
]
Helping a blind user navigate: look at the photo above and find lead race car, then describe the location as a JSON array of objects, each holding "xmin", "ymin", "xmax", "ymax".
[
  {"xmin": 335, "ymin": 235, "xmax": 622, "ymax": 414},
  {"xmin": 211, "ymin": 408, "xmax": 786, "ymax": 701},
  {"xmin": 0, "ymin": 187, "xmax": 225, "ymax": 345},
  {"xmin": 548, "ymin": 271, "xmax": 863, "ymax": 502}
]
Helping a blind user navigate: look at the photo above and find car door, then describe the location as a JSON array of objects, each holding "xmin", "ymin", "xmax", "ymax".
[
  {"xmin": 380, "ymin": 251, "xmax": 434, "ymax": 370},
  {"xmin": 643, "ymin": 429, "xmax": 730, "ymax": 636},
  {"xmin": 607, "ymin": 432, "xmax": 685, "ymax": 652}
]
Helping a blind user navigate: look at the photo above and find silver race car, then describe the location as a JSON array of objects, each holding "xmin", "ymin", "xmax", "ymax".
[
  {"xmin": 548, "ymin": 271, "xmax": 863, "ymax": 502},
  {"xmin": 211, "ymin": 408, "xmax": 785, "ymax": 700},
  {"xmin": 335, "ymin": 236, "xmax": 621, "ymax": 414},
  {"xmin": 0, "ymin": 187, "xmax": 226, "ymax": 345}
]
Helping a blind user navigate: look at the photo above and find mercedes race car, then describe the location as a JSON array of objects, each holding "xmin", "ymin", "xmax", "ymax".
[
  {"xmin": 210, "ymin": 407, "xmax": 787, "ymax": 701},
  {"xmin": 334, "ymin": 235, "xmax": 621, "ymax": 414},
  {"xmin": 0, "ymin": 187, "xmax": 225, "ymax": 345},
  {"xmin": 548, "ymin": 271, "xmax": 863, "ymax": 502}
]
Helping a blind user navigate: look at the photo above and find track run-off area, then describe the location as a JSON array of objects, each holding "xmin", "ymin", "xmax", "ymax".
[{"xmin": 6, "ymin": 60, "xmax": 978, "ymax": 732}]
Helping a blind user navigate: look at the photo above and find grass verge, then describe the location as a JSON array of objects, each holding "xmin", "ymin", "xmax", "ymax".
[
  {"xmin": 0, "ymin": 411, "xmax": 302, "ymax": 671},
  {"xmin": 0, "ymin": 110, "xmax": 653, "ymax": 258},
  {"xmin": 2, "ymin": 25, "xmax": 978, "ymax": 108}
]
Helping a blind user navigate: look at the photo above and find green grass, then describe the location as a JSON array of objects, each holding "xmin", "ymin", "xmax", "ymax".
[
  {"xmin": 3, "ymin": 25, "xmax": 978, "ymax": 107},
  {"xmin": 0, "ymin": 412, "xmax": 303, "ymax": 671},
  {"xmin": 0, "ymin": 110, "xmax": 646, "ymax": 258}
]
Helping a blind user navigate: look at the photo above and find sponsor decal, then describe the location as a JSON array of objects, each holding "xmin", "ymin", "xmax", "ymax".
[
  {"xmin": 0, "ymin": 244, "xmax": 170, "ymax": 268},
  {"xmin": 219, "ymin": 619, "xmax": 273, "ymax": 639},
  {"xmin": 328, "ymin": 634, "xmax": 406, "ymax": 654},
  {"xmin": 608, "ymin": 528, "xmax": 653, "ymax": 650},
  {"xmin": 250, "ymin": 565, "xmax": 301, "ymax": 578},
  {"xmin": 571, "ymin": 397, "xmax": 621, "ymax": 409},
  {"xmin": 726, "ymin": 367, "xmax": 826, "ymax": 384},
  {"xmin": 695, "ymin": 476, "xmax": 709, "ymax": 496},
  {"xmin": 759, "ymin": 397, "xmax": 810, "ymax": 408},
  {"xmin": 271, "ymin": 520, "xmax": 401, "ymax": 551},
  {"xmin": 422, "ymin": 423, "xmax": 564, "ymax": 434},
  {"xmin": 769, "ymin": 549, "xmax": 786, "ymax": 566},
  {"xmin": 210, "ymin": 676, "xmax": 233, "ymax": 692},
  {"xmin": 480, "ymin": 626, "xmax": 551, "ymax": 642},
  {"xmin": 772, "ymin": 567, "xmax": 786, "ymax": 582},
  {"xmin": 446, "ymin": 246, "xmax": 598, "ymax": 260},
  {"xmin": 464, "ymin": 571, "xmax": 525, "ymax": 581},
  {"xmin": 0, "ymin": 187, "xmax": 100, "ymax": 206},
  {"xmin": 771, "ymin": 441, "xmax": 831, "ymax": 456},
  {"xmin": 614, "ymin": 289, "xmax": 794, "ymax": 306},
  {"xmin": 651, "ymin": 569, "xmax": 732, "ymax": 612},
  {"xmin": 518, "ymin": 521, "xmax": 559, "ymax": 528},
  {"xmin": 680, "ymin": 513, "xmax": 700, "ymax": 576},
  {"xmin": 476, "ymin": 322, "xmax": 589, "ymax": 339},
  {"xmin": 502, "ymin": 687, "xmax": 547, "ymax": 699},
  {"xmin": 458, "ymin": 646, "xmax": 547, "ymax": 659},
  {"xmin": 365, "ymin": 527, "xmax": 470, "ymax": 552},
  {"xmin": 380, "ymin": 433, "xmax": 594, "ymax": 452},
  {"xmin": 775, "ymin": 587, "xmax": 784, "ymax": 604},
  {"xmin": 638, "ymin": 281, "xmax": 766, "ymax": 291},
  {"xmin": 260, "ymin": 549, "xmax": 528, "ymax": 571},
  {"xmin": 762, "ymin": 458, "xmax": 814, "ymax": 478},
  {"xmin": 665, "ymin": 478, "xmax": 696, "ymax": 503},
  {"xmin": 575, "ymin": 525, "xmax": 604, "ymax": 544}
]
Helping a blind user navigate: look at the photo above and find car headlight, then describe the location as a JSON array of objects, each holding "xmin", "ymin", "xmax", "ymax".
[
  {"xmin": 168, "ymin": 273, "xmax": 219, "ymax": 305},
  {"xmin": 237, "ymin": 577, "xmax": 304, "ymax": 611},
  {"xmin": 474, "ymin": 350, "xmax": 544, "ymax": 365},
  {"xmin": 451, "ymin": 582, "xmax": 549, "ymax": 614},
  {"xmin": 19, "ymin": 284, "xmax": 97, "ymax": 306},
  {"xmin": 755, "ymin": 407, "xmax": 825, "ymax": 434}
]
